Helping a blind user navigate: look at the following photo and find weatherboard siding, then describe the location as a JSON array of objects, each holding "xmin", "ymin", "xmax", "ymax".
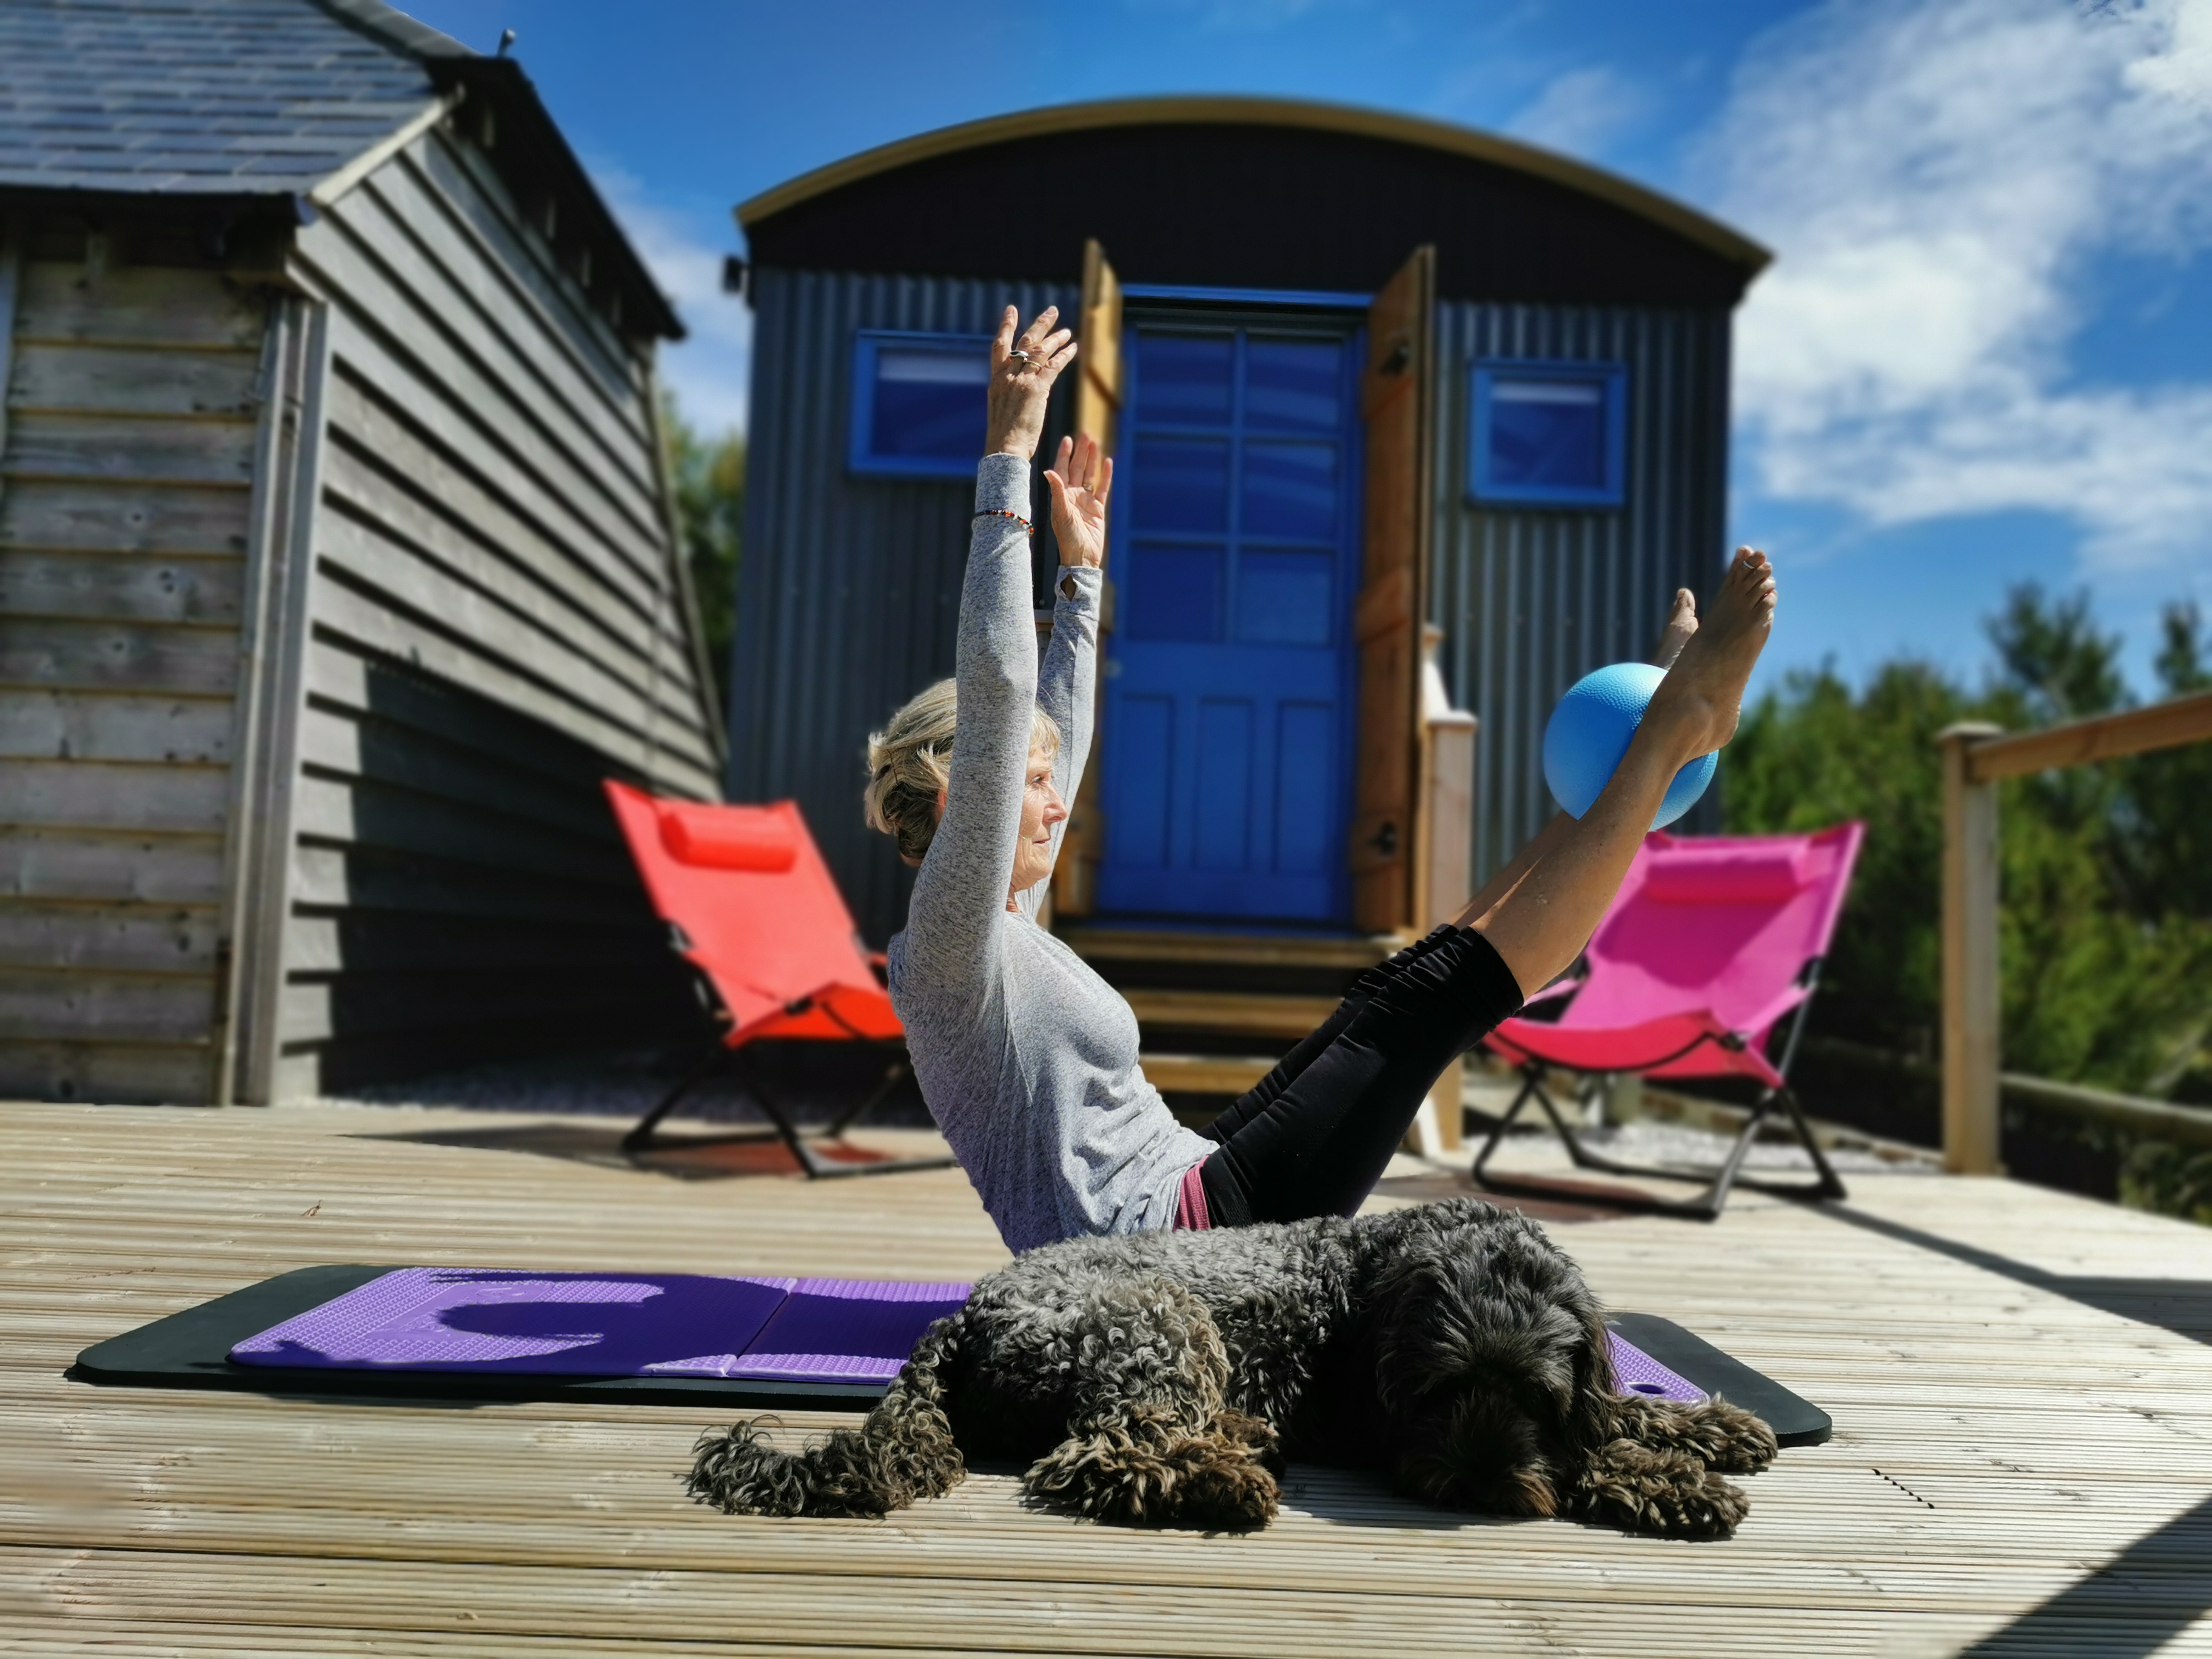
[
  {"xmin": 0, "ymin": 246, "xmax": 268, "ymax": 1104},
  {"xmin": 263, "ymin": 127, "xmax": 716, "ymax": 1094},
  {"xmin": 737, "ymin": 272, "xmax": 1731, "ymax": 940}
]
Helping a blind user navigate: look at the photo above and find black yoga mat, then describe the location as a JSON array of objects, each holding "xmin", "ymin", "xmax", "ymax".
[
  {"xmin": 1606, "ymin": 1311, "xmax": 1831, "ymax": 1446},
  {"xmin": 69, "ymin": 1264, "xmax": 1832, "ymax": 1445}
]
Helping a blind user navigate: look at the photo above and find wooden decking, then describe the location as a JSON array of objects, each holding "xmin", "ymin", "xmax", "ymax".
[{"xmin": 7, "ymin": 1099, "xmax": 2212, "ymax": 1656}]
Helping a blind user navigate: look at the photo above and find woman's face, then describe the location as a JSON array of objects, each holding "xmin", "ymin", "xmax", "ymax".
[{"xmin": 1008, "ymin": 748, "xmax": 1067, "ymax": 903}]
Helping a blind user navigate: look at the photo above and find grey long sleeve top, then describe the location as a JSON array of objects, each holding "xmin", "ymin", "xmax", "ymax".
[{"xmin": 886, "ymin": 453, "xmax": 1215, "ymax": 1255}]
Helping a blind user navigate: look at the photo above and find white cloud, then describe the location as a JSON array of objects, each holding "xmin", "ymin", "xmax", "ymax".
[
  {"xmin": 591, "ymin": 163, "xmax": 752, "ymax": 437},
  {"xmin": 1506, "ymin": 65, "xmax": 1644, "ymax": 159},
  {"xmin": 1709, "ymin": 0, "xmax": 2212, "ymax": 573},
  {"xmin": 2129, "ymin": 0, "xmax": 2212, "ymax": 103}
]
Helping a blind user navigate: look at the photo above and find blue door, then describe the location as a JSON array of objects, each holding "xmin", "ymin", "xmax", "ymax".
[{"xmin": 1097, "ymin": 321, "xmax": 1362, "ymax": 923}]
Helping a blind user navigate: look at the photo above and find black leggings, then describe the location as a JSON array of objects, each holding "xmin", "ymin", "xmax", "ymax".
[{"xmin": 1196, "ymin": 925, "xmax": 1524, "ymax": 1228}]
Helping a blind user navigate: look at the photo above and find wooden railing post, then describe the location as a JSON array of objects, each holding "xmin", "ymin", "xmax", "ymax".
[
  {"xmin": 1405, "ymin": 628, "xmax": 1478, "ymax": 1157},
  {"xmin": 1939, "ymin": 723, "xmax": 2003, "ymax": 1174}
]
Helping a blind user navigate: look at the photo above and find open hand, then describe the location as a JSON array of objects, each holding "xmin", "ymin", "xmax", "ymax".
[
  {"xmin": 1045, "ymin": 432, "xmax": 1113, "ymax": 569},
  {"xmin": 984, "ymin": 306, "xmax": 1076, "ymax": 461}
]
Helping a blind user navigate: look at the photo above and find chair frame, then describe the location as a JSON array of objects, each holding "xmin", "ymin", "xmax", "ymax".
[
  {"xmin": 1470, "ymin": 957, "xmax": 1848, "ymax": 1221},
  {"xmin": 620, "ymin": 937, "xmax": 957, "ymax": 1181}
]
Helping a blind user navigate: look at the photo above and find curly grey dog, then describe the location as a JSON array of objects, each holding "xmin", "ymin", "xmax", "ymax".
[{"xmin": 687, "ymin": 1199, "xmax": 1777, "ymax": 1536}]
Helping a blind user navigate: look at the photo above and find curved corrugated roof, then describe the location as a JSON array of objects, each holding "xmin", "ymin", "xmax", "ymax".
[{"xmin": 739, "ymin": 95, "xmax": 1768, "ymax": 274}]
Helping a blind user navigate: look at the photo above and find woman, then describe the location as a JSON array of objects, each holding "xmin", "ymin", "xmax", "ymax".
[{"xmin": 870, "ymin": 307, "xmax": 1775, "ymax": 1255}]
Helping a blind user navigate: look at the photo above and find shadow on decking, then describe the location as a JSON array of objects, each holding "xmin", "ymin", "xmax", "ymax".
[
  {"xmin": 1813, "ymin": 1204, "xmax": 2212, "ymax": 1657},
  {"xmin": 1815, "ymin": 1202, "xmax": 2212, "ymax": 1347},
  {"xmin": 1372, "ymin": 1166, "xmax": 1637, "ymax": 1225},
  {"xmin": 1960, "ymin": 1491, "xmax": 2212, "ymax": 1657},
  {"xmin": 352, "ymin": 1121, "xmax": 897, "ymax": 1181}
]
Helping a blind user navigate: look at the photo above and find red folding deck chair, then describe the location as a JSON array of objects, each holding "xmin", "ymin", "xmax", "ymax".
[
  {"xmin": 604, "ymin": 781, "xmax": 954, "ymax": 1179},
  {"xmin": 1470, "ymin": 822, "xmax": 1865, "ymax": 1220}
]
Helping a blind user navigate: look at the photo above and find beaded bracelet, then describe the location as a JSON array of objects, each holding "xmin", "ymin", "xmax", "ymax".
[{"xmin": 973, "ymin": 508, "xmax": 1035, "ymax": 537}]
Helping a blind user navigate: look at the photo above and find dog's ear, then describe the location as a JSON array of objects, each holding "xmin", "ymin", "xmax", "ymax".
[
  {"xmin": 1369, "ymin": 1244, "xmax": 1590, "ymax": 1427},
  {"xmin": 1367, "ymin": 1250, "xmax": 1458, "ymax": 1418},
  {"xmin": 1564, "ymin": 1301, "xmax": 1620, "ymax": 1452}
]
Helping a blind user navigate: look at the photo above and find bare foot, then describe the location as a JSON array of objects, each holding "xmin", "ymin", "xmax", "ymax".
[
  {"xmin": 1650, "ymin": 588, "xmax": 1697, "ymax": 668},
  {"xmin": 1646, "ymin": 548, "xmax": 1774, "ymax": 757}
]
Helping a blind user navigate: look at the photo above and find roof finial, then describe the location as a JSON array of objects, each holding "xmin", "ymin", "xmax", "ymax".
[{"xmin": 497, "ymin": 28, "xmax": 516, "ymax": 57}]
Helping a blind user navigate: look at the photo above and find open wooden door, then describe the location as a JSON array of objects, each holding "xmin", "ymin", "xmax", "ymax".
[
  {"xmin": 1350, "ymin": 246, "xmax": 1436, "ymax": 935},
  {"xmin": 1053, "ymin": 239, "xmax": 1122, "ymax": 917}
]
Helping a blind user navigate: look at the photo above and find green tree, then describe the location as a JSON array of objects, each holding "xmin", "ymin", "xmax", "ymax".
[
  {"xmin": 2117, "ymin": 603, "xmax": 2212, "ymax": 925},
  {"xmin": 1986, "ymin": 581, "xmax": 2127, "ymax": 723},
  {"xmin": 1723, "ymin": 659, "xmax": 1974, "ymax": 1060},
  {"xmin": 1722, "ymin": 585, "xmax": 2212, "ymax": 1096},
  {"xmin": 662, "ymin": 397, "xmax": 745, "ymax": 713},
  {"xmin": 2117, "ymin": 602, "xmax": 2212, "ymax": 1102}
]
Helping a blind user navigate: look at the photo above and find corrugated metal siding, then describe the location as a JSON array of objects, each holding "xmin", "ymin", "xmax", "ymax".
[
  {"xmin": 736, "ymin": 275, "xmax": 1734, "ymax": 940},
  {"xmin": 0, "ymin": 230, "xmax": 268, "ymax": 1104},
  {"xmin": 732, "ymin": 267, "xmax": 1080, "ymax": 947},
  {"xmin": 264, "ymin": 126, "xmax": 719, "ymax": 1096},
  {"xmin": 1428, "ymin": 301, "xmax": 1731, "ymax": 885}
]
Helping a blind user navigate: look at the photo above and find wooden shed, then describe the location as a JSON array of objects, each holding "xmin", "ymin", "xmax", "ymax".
[
  {"xmin": 728, "ymin": 99, "xmax": 1769, "ymax": 1093},
  {"xmin": 0, "ymin": 0, "xmax": 723, "ymax": 1105}
]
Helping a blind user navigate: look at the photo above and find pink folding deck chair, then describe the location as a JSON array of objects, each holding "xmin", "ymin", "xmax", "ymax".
[
  {"xmin": 603, "ymin": 780, "xmax": 954, "ymax": 1179},
  {"xmin": 1471, "ymin": 822, "xmax": 1865, "ymax": 1220}
]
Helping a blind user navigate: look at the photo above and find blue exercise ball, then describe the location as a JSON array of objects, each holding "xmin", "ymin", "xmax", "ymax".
[{"xmin": 1542, "ymin": 662, "xmax": 1718, "ymax": 828}]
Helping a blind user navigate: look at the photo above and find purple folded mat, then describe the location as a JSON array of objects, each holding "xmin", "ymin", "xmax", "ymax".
[
  {"xmin": 231, "ymin": 1267, "xmax": 1701, "ymax": 1400},
  {"xmin": 1608, "ymin": 1333, "xmax": 1706, "ymax": 1403},
  {"xmin": 230, "ymin": 1268, "xmax": 970, "ymax": 1385}
]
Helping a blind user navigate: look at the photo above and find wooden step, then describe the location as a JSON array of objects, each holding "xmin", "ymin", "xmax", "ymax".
[
  {"xmin": 1139, "ymin": 1052, "xmax": 1279, "ymax": 1096},
  {"xmin": 1120, "ymin": 988, "xmax": 1341, "ymax": 1041}
]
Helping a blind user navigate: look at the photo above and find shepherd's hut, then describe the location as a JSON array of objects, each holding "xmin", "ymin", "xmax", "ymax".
[
  {"xmin": 725, "ymin": 99, "xmax": 1768, "ymax": 1099},
  {"xmin": 1, "ymin": 0, "xmax": 722, "ymax": 1105}
]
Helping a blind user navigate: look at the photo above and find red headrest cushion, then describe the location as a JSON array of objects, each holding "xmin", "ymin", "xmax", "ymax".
[
  {"xmin": 657, "ymin": 804, "xmax": 799, "ymax": 871},
  {"xmin": 1639, "ymin": 846, "xmax": 1808, "ymax": 904}
]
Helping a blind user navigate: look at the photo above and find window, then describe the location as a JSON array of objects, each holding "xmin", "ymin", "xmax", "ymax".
[
  {"xmin": 1468, "ymin": 360, "xmax": 1627, "ymax": 508},
  {"xmin": 848, "ymin": 331, "xmax": 994, "ymax": 478}
]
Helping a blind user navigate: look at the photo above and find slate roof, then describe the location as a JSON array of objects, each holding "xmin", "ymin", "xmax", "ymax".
[{"xmin": 0, "ymin": 0, "xmax": 468, "ymax": 195}]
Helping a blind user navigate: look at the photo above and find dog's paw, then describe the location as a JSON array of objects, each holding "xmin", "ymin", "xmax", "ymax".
[
  {"xmin": 1674, "ymin": 1396, "xmax": 1780, "ymax": 1475},
  {"xmin": 1644, "ymin": 1465, "xmax": 1749, "ymax": 1539},
  {"xmin": 1024, "ymin": 1425, "xmax": 1279, "ymax": 1531},
  {"xmin": 1170, "ymin": 1440, "xmax": 1281, "ymax": 1531},
  {"xmin": 1215, "ymin": 1409, "xmax": 1285, "ymax": 1476},
  {"xmin": 1610, "ymin": 1393, "xmax": 1779, "ymax": 1476},
  {"xmin": 1570, "ymin": 1442, "xmax": 1749, "ymax": 1540}
]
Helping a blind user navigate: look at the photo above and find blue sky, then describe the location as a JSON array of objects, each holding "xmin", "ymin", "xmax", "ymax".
[{"xmin": 404, "ymin": 0, "xmax": 2212, "ymax": 703}]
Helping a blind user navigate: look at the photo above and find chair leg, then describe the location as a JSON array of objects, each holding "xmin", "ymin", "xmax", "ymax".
[
  {"xmin": 624, "ymin": 1046, "xmax": 951, "ymax": 1178},
  {"xmin": 622, "ymin": 1044, "xmax": 731, "ymax": 1153},
  {"xmin": 1471, "ymin": 1069, "xmax": 1848, "ymax": 1221},
  {"xmin": 1747, "ymin": 1088, "xmax": 1851, "ymax": 1204},
  {"xmin": 1469, "ymin": 1067, "xmax": 1543, "ymax": 1187},
  {"xmin": 1471, "ymin": 1065, "xmax": 1637, "ymax": 1181},
  {"xmin": 824, "ymin": 1057, "xmax": 911, "ymax": 1138},
  {"xmin": 736, "ymin": 1055, "xmax": 956, "ymax": 1181}
]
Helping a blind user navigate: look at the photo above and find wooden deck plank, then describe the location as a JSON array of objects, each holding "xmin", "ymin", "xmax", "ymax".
[{"xmin": 2, "ymin": 1101, "xmax": 2211, "ymax": 1656}]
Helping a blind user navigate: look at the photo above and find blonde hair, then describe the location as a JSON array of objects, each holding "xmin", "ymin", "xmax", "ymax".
[{"xmin": 864, "ymin": 678, "xmax": 1061, "ymax": 865}]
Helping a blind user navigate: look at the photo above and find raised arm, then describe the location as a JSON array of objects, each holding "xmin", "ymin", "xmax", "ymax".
[
  {"xmin": 1024, "ymin": 432, "xmax": 1112, "ymax": 913},
  {"xmin": 903, "ymin": 308, "xmax": 1079, "ymax": 977}
]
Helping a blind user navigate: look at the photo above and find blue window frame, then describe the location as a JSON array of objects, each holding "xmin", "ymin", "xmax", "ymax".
[
  {"xmin": 848, "ymin": 330, "xmax": 994, "ymax": 478},
  {"xmin": 1468, "ymin": 359, "xmax": 1627, "ymax": 508}
]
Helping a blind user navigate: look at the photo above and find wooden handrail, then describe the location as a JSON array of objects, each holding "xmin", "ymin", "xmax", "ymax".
[
  {"xmin": 1939, "ymin": 691, "xmax": 2212, "ymax": 1174},
  {"xmin": 1968, "ymin": 688, "xmax": 2212, "ymax": 781},
  {"xmin": 1808, "ymin": 1035, "xmax": 2212, "ymax": 1152}
]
